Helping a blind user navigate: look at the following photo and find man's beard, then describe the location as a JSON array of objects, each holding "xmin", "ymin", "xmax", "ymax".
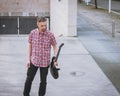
[{"xmin": 41, "ymin": 28, "xmax": 46, "ymax": 32}]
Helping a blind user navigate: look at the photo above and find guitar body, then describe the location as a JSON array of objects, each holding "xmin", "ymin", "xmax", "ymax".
[
  {"xmin": 50, "ymin": 43, "xmax": 64, "ymax": 79},
  {"xmin": 50, "ymin": 56, "xmax": 60, "ymax": 79}
]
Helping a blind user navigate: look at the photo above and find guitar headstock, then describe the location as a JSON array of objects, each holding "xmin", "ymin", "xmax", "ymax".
[
  {"xmin": 55, "ymin": 43, "xmax": 64, "ymax": 61},
  {"xmin": 59, "ymin": 43, "xmax": 64, "ymax": 48}
]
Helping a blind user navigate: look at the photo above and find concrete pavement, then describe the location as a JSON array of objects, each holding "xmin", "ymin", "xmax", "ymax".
[
  {"xmin": 77, "ymin": 3, "xmax": 120, "ymax": 94},
  {"xmin": 0, "ymin": 35, "xmax": 119, "ymax": 96},
  {"xmin": 89, "ymin": 0, "xmax": 120, "ymax": 13},
  {"xmin": 77, "ymin": 3, "xmax": 120, "ymax": 43}
]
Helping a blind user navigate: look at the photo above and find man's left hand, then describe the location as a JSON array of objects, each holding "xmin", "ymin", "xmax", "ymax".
[{"xmin": 54, "ymin": 60, "xmax": 58, "ymax": 66}]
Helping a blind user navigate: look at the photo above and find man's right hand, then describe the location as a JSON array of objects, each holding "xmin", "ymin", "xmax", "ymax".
[{"xmin": 27, "ymin": 61, "xmax": 30, "ymax": 68}]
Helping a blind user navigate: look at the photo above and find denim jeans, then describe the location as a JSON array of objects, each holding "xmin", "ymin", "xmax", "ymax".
[{"xmin": 23, "ymin": 63, "xmax": 48, "ymax": 96}]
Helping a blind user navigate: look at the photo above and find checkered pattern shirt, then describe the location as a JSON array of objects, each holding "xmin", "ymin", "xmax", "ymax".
[{"xmin": 28, "ymin": 28, "xmax": 57, "ymax": 67}]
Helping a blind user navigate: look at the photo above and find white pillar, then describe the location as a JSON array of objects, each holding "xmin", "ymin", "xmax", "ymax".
[
  {"xmin": 109, "ymin": 0, "xmax": 111, "ymax": 13},
  {"xmin": 50, "ymin": 0, "xmax": 77, "ymax": 37},
  {"xmin": 17, "ymin": 17, "xmax": 20, "ymax": 36},
  {"xmin": 84, "ymin": 0, "xmax": 91, "ymax": 5},
  {"xmin": 68, "ymin": 0, "xmax": 77, "ymax": 36}
]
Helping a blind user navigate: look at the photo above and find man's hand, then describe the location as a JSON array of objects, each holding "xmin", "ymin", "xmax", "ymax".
[
  {"xmin": 53, "ymin": 59, "xmax": 58, "ymax": 66},
  {"xmin": 27, "ymin": 61, "xmax": 30, "ymax": 68}
]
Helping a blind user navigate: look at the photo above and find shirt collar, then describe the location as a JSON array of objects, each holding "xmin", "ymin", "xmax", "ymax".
[{"xmin": 37, "ymin": 28, "xmax": 47, "ymax": 35}]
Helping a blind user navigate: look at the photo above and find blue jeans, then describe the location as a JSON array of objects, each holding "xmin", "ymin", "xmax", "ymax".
[{"xmin": 23, "ymin": 63, "xmax": 48, "ymax": 96}]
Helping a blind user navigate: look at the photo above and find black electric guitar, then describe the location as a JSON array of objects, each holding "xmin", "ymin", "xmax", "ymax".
[{"xmin": 50, "ymin": 43, "xmax": 64, "ymax": 79}]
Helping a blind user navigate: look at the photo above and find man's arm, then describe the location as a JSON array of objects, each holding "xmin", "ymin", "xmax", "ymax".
[
  {"xmin": 27, "ymin": 43, "xmax": 32, "ymax": 68},
  {"xmin": 52, "ymin": 45, "xmax": 58, "ymax": 56},
  {"xmin": 52, "ymin": 45, "xmax": 58, "ymax": 66}
]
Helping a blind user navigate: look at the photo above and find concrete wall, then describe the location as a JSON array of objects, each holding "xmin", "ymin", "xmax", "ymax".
[
  {"xmin": 0, "ymin": 0, "xmax": 77, "ymax": 36},
  {"xmin": 50, "ymin": 0, "xmax": 68, "ymax": 36},
  {"xmin": 68, "ymin": 0, "xmax": 77, "ymax": 36},
  {"xmin": 0, "ymin": 0, "xmax": 50, "ymax": 16},
  {"xmin": 50, "ymin": 0, "xmax": 77, "ymax": 36}
]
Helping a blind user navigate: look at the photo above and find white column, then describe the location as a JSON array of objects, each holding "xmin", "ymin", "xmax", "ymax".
[
  {"xmin": 17, "ymin": 17, "xmax": 20, "ymax": 36},
  {"xmin": 8, "ymin": 12, "xmax": 11, "ymax": 16},
  {"xmin": 84, "ymin": 0, "xmax": 91, "ymax": 5},
  {"xmin": 50, "ymin": 0, "xmax": 77, "ymax": 37},
  {"xmin": 109, "ymin": 0, "xmax": 111, "ymax": 13},
  {"xmin": 68, "ymin": 0, "xmax": 77, "ymax": 36}
]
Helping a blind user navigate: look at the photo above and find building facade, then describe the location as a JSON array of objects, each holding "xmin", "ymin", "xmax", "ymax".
[
  {"xmin": 0, "ymin": 0, "xmax": 50, "ymax": 16},
  {"xmin": 0, "ymin": 0, "xmax": 77, "ymax": 36}
]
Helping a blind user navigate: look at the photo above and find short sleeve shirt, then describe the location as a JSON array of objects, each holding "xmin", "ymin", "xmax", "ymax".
[{"xmin": 28, "ymin": 28, "xmax": 57, "ymax": 67}]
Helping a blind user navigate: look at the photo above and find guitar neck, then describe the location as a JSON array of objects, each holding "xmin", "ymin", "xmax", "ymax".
[
  {"xmin": 55, "ymin": 47, "xmax": 61, "ymax": 62},
  {"xmin": 55, "ymin": 43, "xmax": 64, "ymax": 62}
]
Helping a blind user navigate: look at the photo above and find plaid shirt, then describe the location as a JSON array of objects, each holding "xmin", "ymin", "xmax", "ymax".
[{"xmin": 28, "ymin": 28, "xmax": 57, "ymax": 67}]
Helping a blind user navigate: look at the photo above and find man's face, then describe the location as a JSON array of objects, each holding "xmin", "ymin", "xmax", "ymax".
[{"xmin": 37, "ymin": 21, "xmax": 47, "ymax": 32}]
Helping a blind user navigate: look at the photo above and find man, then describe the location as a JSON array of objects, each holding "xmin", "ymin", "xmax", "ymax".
[{"xmin": 23, "ymin": 16, "xmax": 58, "ymax": 96}]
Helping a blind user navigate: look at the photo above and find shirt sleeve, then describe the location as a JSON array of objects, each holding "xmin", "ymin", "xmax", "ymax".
[
  {"xmin": 28, "ymin": 32, "xmax": 33, "ymax": 44},
  {"xmin": 51, "ymin": 33, "xmax": 57, "ymax": 46}
]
